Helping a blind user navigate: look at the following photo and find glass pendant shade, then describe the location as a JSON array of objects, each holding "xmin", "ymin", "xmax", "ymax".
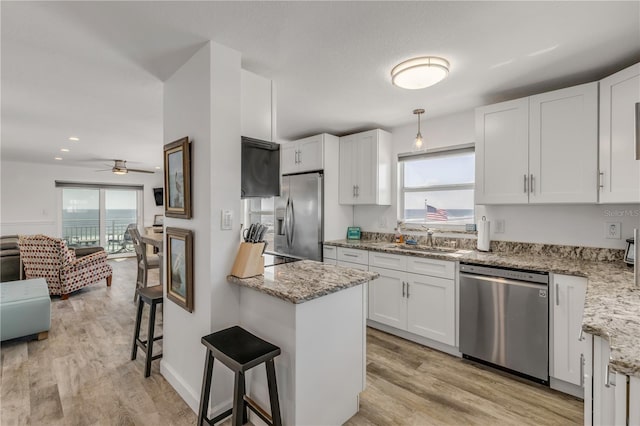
[{"xmin": 413, "ymin": 109, "xmax": 425, "ymax": 151}]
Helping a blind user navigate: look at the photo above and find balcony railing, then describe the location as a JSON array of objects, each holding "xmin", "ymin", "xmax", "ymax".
[{"xmin": 63, "ymin": 219, "xmax": 135, "ymax": 254}]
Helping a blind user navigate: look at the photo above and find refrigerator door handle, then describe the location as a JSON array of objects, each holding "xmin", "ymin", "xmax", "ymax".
[
  {"xmin": 289, "ymin": 199, "xmax": 295, "ymax": 247},
  {"xmin": 284, "ymin": 197, "xmax": 291, "ymax": 247}
]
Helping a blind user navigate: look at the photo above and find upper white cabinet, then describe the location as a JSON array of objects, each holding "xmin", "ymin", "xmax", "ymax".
[
  {"xmin": 281, "ymin": 134, "xmax": 324, "ymax": 175},
  {"xmin": 339, "ymin": 129, "xmax": 391, "ymax": 205},
  {"xmin": 599, "ymin": 62, "xmax": 640, "ymax": 203},
  {"xmin": 552, "ymin": 274, "xmax": 588, "ymax": 387},
  {"xmin": 475, "ymin": 82, "xmax": 598, "ymax": 204}
]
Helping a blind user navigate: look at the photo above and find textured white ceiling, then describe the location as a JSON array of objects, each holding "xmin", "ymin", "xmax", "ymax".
[{"xmin": 2, "ymin": 1, "xmax": 639, "ymax": 171}]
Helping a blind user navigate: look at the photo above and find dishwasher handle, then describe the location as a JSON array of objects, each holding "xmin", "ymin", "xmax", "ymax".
[{"xmin": 460, "ymin": 273, "xmax": 548, "ymax": 289}]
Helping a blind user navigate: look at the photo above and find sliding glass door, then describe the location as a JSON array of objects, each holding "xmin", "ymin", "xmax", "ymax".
[{"xmin": 61, "ymin": 186, "xmax": 142, "ymax": 256}]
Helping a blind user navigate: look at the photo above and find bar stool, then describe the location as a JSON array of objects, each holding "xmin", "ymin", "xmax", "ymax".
[
  {"xmin": 198, "ymin": 326, "xmax": 282, "ymax": 426},
  {"xmin": 131, "ymin": 285, "xmax": 163, "ymax": 377}
]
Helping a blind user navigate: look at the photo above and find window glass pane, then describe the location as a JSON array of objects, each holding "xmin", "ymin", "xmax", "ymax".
[
  {"xmin": 105, "ymin": 190, "xmax": 138, "ymax": 254},
  {"xmin": 404, "ymin": 152, "xmax": 474, "ymax": 188},
  {"xmin": 62, "ymin": 189, "xmax": 100, "ymax": 247},
  {"xmin": 403, "ymin": 189, "xmax": 474, "ymax": 225}
]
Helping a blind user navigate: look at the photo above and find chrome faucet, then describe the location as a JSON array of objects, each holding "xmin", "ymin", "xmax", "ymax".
[{"xmin": 426, "ymin": 229, "xmax": 434, "ymax": 247}]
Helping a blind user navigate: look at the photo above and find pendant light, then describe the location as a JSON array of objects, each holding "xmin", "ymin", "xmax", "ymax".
[{"xmin": 413, "ymin": 109, "xmax": 425, "ymax": 151}]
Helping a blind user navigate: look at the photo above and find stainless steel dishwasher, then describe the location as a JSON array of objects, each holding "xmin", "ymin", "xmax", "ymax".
[{"xmin": 459, "ymin": 263, "xmax": 549, "ymax": 384}]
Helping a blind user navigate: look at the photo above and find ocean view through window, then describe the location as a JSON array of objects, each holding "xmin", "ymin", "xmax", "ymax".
[
  {"xmin": 398, "ymin": 144, "xmax": 475, "ymax": 227},
  {"xmin": 61, "ymin": 185, "xmax": 142, "ymax": 255}
]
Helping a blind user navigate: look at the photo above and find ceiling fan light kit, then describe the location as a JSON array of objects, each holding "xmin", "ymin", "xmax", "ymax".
[
  {"xmin": 103, "ymin": 159, "xmax": 154, "ymax": 175},
  {"xmin": 391, "ymin": 56, "xmax": 450, "ymax": 90}
]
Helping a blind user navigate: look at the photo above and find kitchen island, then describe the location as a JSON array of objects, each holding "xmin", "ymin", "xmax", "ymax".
[{"xmin": 227, "ymin": 260, "xmax": 378, "ymax": 426}]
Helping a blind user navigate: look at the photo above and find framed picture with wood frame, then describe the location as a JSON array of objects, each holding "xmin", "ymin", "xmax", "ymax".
[
  {"xmin": 164, "ymin": 137, "xmax": 192, "ymax": 219},
  {"xmin": 165, "ymin": 227, "xmax": 194, "ymax": 312}
]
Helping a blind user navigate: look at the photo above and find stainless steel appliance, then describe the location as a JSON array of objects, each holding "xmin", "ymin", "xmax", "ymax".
[
  {"xmin": 274, "ymin": 172, "xmax": 323, "ymax": 261},
  {"xmin": 459, "ymin": 263, "xmax": 549, "ymax": 384}
]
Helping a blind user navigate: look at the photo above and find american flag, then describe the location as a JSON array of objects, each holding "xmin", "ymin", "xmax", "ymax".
[{"xmin": 426, "ymin": 204, "xmax": 448, "ymax": 221}]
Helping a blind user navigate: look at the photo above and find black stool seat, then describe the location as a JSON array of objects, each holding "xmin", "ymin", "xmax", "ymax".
[
  {"xmin": 131, "ymin": 285, "xmax": 163, "ymax": 377},
  {"xmin": 198, "ymin": 326, "xmax": 282, "ymax": 426}
]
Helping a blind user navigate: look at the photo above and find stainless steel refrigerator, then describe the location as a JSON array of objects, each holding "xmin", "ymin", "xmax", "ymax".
[{"xmin": 274, "ymin": 172, "xmax": 323, "ymax": 261}]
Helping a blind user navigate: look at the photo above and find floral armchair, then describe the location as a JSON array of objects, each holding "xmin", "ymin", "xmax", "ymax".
[{"xmin": 18, "ymin": 235, "xmax": 113, "ymax": 299}]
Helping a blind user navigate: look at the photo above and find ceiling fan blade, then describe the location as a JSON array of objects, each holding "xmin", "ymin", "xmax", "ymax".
[
  {"xmin": 95, "ymin": 169, "xmax": 112, "ymax": 172},
  {"xmin": 127, "ymin": 168, "xmax": 155, "ymax": 174}
]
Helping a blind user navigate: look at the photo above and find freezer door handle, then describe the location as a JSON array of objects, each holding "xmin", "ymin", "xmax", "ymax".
[
  {"xmin": 289, "ymin": 199, "xmax": 295, "ymax": 247},
  {"xmin": 284, "ymin": 198, "xmax": 292, "ymax": 247}
]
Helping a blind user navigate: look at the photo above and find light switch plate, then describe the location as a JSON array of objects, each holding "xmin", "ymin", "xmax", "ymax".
[
  {"xmin": 605, "ymin": 222, "xmax": 621, "ymax": 239},
  {"xmin": 221, "ymin": 209, "xmax": 233, "ymax": 230},
  {"xmin": 495, "ymin": 219, "xmax": 505, "ymax": 234}
]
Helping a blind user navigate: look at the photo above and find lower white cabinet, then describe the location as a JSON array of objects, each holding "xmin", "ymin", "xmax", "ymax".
[
  {"xmin": 368, "ymin": 267, "xmax": 406, "ymax": 329},
  {"xmin": 552, "ymin": 274, "xmax": 588, "ymax": 386},
  {"xmin": 405, "ymin": 272, "xmax": 455, "ymax": 345},
  {"xmin": 368, "ymin": 255, "xmax": 456, "ymax": 346},
  {"xmin": 586, "ymin": 333, "xmax": 639, "ymax": 426}
]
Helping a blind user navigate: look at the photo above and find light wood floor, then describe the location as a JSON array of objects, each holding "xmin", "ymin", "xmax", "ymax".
[{"xmin": 1, "ymin": 258, "xmax": 582, "ymax": 425}]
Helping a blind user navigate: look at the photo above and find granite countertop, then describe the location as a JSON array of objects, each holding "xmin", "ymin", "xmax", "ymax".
[
  {"xmin": 227, "ymin": 260, "xmax": 379, "ymax": 304},
  {"xmin": 325, "ymin": 239, "xmax": 639, "ymax": 377}
]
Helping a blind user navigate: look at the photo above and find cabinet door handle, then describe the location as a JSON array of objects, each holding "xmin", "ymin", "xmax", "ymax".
[
  {"xmin": 599, "ymin": 172, "xmax": 604, "ymax": 189},
  {"xmin": 524, "ymin": 174, "xmax": 528, "ymax": 193},
  {"xmin": 295, "ymin": 150, "xmax": 299, "ymax": 164},
  {"xmin": 352, "ymin": 185, "xmax": 356, "ymax": 197},
  {"xmin": 605, "ymin": 363, "xmax": 614, "ymax": 387},
  {"xmin": 530, "ymin": 174, "xmax": 534, "ymax": 193},
  {"xmin": 578, "ymin": 328, "xmax": 584, "ymax": 341},
  {"xmin": 580, "ymin": 354, "xmax": 585, "ymax": 387},
  {"xmin": 406, "ymin": 282, "xmax": 410, "ymax": 298},
  {"xmin": 356, "ymin": 185, "xmax": 359, "ymax": 197},
  {"xmin": 555, "ymin": 283, "xmax": 559, "ymax": 306},
  {"xmin": 402, "ymin": 281, "xmax": 405, "ymax": 297}
]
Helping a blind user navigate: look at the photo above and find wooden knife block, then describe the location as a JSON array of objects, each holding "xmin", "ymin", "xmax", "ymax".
[{"xmin": 231, "ymin": 242, "xmax": 265, "ymax": 278}]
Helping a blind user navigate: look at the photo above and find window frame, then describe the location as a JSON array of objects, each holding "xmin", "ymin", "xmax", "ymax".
[{"xmin": 398, "ymin": 144, "xmax": 475, "ymax": 229}]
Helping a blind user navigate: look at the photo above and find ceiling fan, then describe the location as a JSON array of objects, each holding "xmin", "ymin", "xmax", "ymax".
[{"xmin": 97, "ymin": 160, "xmax": 155, "ymax": 175}]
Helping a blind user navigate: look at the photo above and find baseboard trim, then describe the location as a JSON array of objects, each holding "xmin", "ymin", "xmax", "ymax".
[
  {"xmin": 366, "ymin": 320, "xmax": 461, "ymax": 357},
  {"xmin": 160, "ymin": 360, "xmax": 233, "ymax": 418},
  {"xmin": 550, "ymin": 377, "xmax": 584, "ymax": 399}
]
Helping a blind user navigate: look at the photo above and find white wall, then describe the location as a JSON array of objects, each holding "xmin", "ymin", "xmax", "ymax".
[
  {"xmin": 353, "ymin": 109, "xmax": 639, "ymax": 250},
  {"xmin": 161, "ymin": 41, "xmax": 244, "ymax": 415},
  {"xmin": 0, "ymin": 159, "xmax": 163, "ymax": 236}
]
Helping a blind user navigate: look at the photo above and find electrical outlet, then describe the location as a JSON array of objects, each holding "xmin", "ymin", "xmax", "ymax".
[
  {"xmin": 495, "ymin": 219, "xmax": 505, "ymax": 234},
  {"xmin": 379, "ymin": 216, "xmax": 387, "ymax": 229},
  {"xmin": 605, "ymin": 222, "xmax": 621, "ymax": 239}
]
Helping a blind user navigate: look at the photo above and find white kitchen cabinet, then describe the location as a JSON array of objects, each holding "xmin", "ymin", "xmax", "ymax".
[
  {"xmin": 339, "ymin": 129, "xmax": 391, "ymax": 205},
  {"xmin": 586, "ymin": 334, "xmax": 637, "ymax": 426},
  {"xmin": 368, "ymin": 266, "xmax": 406, "ymax": 329},
  {"xmin": 529, "ymin": 83, "xmax": 598, "ymax": 203},
  {"xmin": 368, "ymin": 255, "xmax": 456, "ymax": 347},
  {"xmin": 406, "ymin": 272, "xmax": 455, "ymax": 345},
  {"xmin": 324, "ymin": 258, "xmax": 337, "ymax": 266},
  {"xmin": 337, "ymin": 247, "xmax": 368, "ymax": 265},
  {"xmin": 281, "ymin": 134, "xmax": 324, "ymax": 175},
  {"xmin": 323, "ymin": 244, "xmax": 337, "ymax": 261},
  {"xmin": 599, "ymin": 62, "xmax": 640, "ymax": 203},
  {"xmin": 475, "ymin": 98, "xmax": 529, "ymax": 204},
  {"xmin": 552, "ymin": 274, "xmax": 588, "ymax": 387},
  {"xmin": 475, "ymin": 82, "xmax": 598, "ymax": 205}
]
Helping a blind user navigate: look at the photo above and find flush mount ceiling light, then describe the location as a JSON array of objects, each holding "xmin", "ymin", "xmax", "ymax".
[
  {"xmin": 413, "ymin": 108, "xmax": 425, "ymax": 151},
  {"xmin": 68, "ymin": 136, "xmax": 79, "ymax": 141},
  {"xmin": 391, "ymin": 56, "xmax": 450, "ymax": 90}
]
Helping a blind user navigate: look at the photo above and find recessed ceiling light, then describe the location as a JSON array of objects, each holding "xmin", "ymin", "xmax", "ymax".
[
  {"xmin": 60, "ymin": 148, "xmax": 70, "ymax": 152},
  {"xmin": 69, "ymin": 137, "xmax": 79, "ymax": 141},
  {"xmin": 391, "ymin": 56, "xmax": 450, "ymax": 90},
  {"xmin": 54, "ymin": 157, "xmax": 63, "ymax": 161}
]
